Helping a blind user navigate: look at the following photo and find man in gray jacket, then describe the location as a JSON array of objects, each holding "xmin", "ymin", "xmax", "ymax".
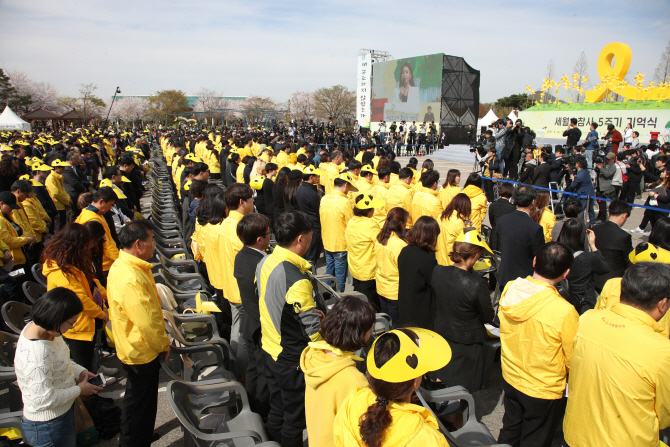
[{"xmin": 595, "ymin": 152, "xmax": 617, "ymax": 222}]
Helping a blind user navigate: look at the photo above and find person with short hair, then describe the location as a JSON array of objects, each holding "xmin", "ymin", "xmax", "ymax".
[
  {"xmin": 15, "ymin": 287, "xmax": 103, "ymax": 447},
  {"xmin": 551, "ymin": 197, "xmax": 582, "ymax": 242},
  {"xmin": 108, "ymin": 220, "xmax": 170, "ymax": 447},
  {"xmin": 487, "ymin": 182, "xmax": 516, "ymax": 251},
  {"xmin": 75, "ymin": 186, "xmax": 119, "ymax": 274},
  {"xmin": 301, "ymin": 296, "xmax": 376, "ymax": 447},
  {"xmin": 410, "ymin": 169, "xmax": 442, "ymax": 223},
  {"xmin": 386, "ymin": 167, "xmax": 415, "ymax": 228},
  {"xmin": 258, "ymin": 211, "xmax": 321, "ymax": 447},
  {"xmin": 592, "ymin": 200, "xmax": 633, "ymax": 291},
  {"xmin": 297, "ymin": 166, "xmax": 323, "ymax": 271},
  {"xmin": 498, "ymin": 242, "xmax": 578, "ymax": 447},
  {"xmin": 564, "ymin": 263, "xmax": 670, "ymax": 447}
]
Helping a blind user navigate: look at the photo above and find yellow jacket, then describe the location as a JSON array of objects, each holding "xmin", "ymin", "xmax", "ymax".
[
  {"xmin": 386, "ymin": 182, "xmax": 414, "ymax": 228},
  {"xmin": 345, "ymin": 216, "xmax": 380, "ymax": 281},
  {"xmin": 208, "ymin": 211, "xmax": 245, "ymax": 303},
  {"xmin": 320, "ymin": 191, "xmax": 353, "ymax": 253},
  {"xmin": 203, "ymin": 221, "xmax": 223, "ymax": 288},
  {"xmin": 10, "ymin": 207, "xmax": 37, "ymax": 240},
  {"xmin": 463, "ymin": 185, "xmax": 487, "ymax": 232},
  {"xmin": 206, "ymin": 150, "xmax": 221, "ymax": 174},
  {"xmin": 300, "ymin": 340, "xmax": 368, "ymax": 447},
  {"xmin": 0, "ymin": 214, "xmax": 28, "ymax": 265},
  {"xmin": 410, "ymin": 187, "xmax": 443, "ymax": 224},
  {"xmin": 436, "ymin": 212, "xmax": 467, "ymax": 266},
  {"xmin": 355, "ymin": 176, "xmax": 374, "ymax": 196},
  {"xmin": 43, "ymin": 261, "xmax": 106, "ymax": 342},
  {"xmin": 107, "ymin": 250, "xmax": 170, "ymax": 365},
  {"xmin": 334, "ymin": 387, "xmax": 449, "ymax": 447},
  {"xmin": 45, "ymin": 171, "xmax": 70, "ymax": 211},
  {"xmin": 236, "ymin": 165, "xmax": 245, "ymax": 184},
  {"xmin": 21, "ymin": 199, "xmax": 47, "ymax": 242},
  {"xmin": 375, "ymin": 234, "xmax": 407, "ymax": 300},
  {"xmin": 499, "ymin": 276, "xmax": 579, "ymax": 399},
  {"xmin": 371, "ymin": 183, "xmax": 391, "ymax": 227},
  {"xmin": 76, "ymin": 208, "xmax": 119, "ymax": 271},
  {"xmin": 595, "ymin": 278, "xmax": 670, "ymax": 337},
  {"xmin": 439, "ymin": 185, "xmax": 462, "ymax": 209},
  {"xmin": 563, "ymin": 304, "xmax": 670, "ymax": 447},
  {"xmin": 325, "ymin": 163, "xmax": 342, "ymax": 195},
  {"xmin": 539, "ymin": 208, "xmax": 556, "ymax": 242},
  {"xmin": 276, "ymin": 151, "xmax": 289, "ymax": 170}
]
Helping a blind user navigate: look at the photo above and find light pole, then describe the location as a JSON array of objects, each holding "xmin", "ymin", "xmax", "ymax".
[{"xmin": 105, "ymin": 87, "xmax": 121, "ymax": 125}]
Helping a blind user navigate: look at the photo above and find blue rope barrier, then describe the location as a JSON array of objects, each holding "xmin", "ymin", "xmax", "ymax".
[{"xmin": 480, "ymin": 176, "xmax": 670, "ymax": 214}]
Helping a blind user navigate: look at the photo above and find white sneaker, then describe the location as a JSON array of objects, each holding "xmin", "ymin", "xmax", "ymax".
[
  {"xmin": 630, "ymin": 227, "xmax": 644, "ymax": 234},
  {"xmin": 98, "ymin": 366, "xmax": 119, "ymax": 376},
  {"xmin": 643, "ymin": 231, "xmax": 651, "ymax": 237}
]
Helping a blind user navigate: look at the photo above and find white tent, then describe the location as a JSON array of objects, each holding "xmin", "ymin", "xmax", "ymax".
[
  {"xmin": 508, "ymin": 110, "xmax": 518, "ymax": 122},
  {"xmin": 0, "ymin": 106, "xmax": 31, "ymax": 131},
  {"xmin": 477, "ymin": 109, "xmax": 498, "ymax": 135}
]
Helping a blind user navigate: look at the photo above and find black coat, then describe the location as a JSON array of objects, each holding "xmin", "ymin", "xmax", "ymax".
[
  {"xmin": 34, "ymin": 185, "xmax": 58, "ymax": 217},
  {"xmin": 296, "ymin": 182, "xmax": 321, "ymax": 230},
  {"xmin": 487, "ymin": 198, "xmax": 516, "ymax": 251},
  {"xmin": 234, "ymin": 246, "xmax": 266, "ymax": 342},
  {"xmin": 255, "ymin": 178, "xmax": 275, "ymax": 218},
  {"xmin": 398, "ymin": 245, "xmax": 437, "ymax": 329},
  {"xmin": 566, "ymin": 250, "xmax": 611, "ymax": 311},
  {"xmin": 432, "ymin": 265, "xmax": 495, "ymax": 345},
  {"xmin": 532, "ymin": 162, "xmax": 551, "ymax": 188},
  {"xmin": 0, "ymin": 171, "xmax": 19, "ymax": 193},
  {"xmin": 62, "ymin": 166, "xmax": 87, "ymax": 205},
  {"xmin": 496, "ymin": 210, "xmax": 545, "ymax": 288},
  {"xmin": 226, "ymin": 162, "xmax": 238, "ymax": 187},
  {"xmin": 592, "ymin": 221, "xmax": 633, "ymax": 290},
  {"xmin": 272, "ymin": 184, "xmax": 286, "ymax": 223}
]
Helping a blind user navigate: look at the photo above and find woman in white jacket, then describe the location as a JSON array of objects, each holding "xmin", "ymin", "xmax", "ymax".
[{"xmin": 15, "ymin": 287, "xmax": 103, "ymax": 447}]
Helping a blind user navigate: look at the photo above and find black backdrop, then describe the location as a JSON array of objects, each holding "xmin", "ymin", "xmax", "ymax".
[{"xmin": 439, "ymin": 55, "xmax": 480, "ymax": 144}]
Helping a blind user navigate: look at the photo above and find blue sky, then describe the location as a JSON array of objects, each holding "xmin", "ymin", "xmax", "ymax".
[{"xmin": 1, "ymin": 0, "xmax": 668, "ymax": 104}]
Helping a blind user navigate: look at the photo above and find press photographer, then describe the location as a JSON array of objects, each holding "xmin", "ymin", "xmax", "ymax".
[
  {"xmin": 566, "ymin": 157, "xmax": 597, "ymax": 225},
  {"xmin": 581, "ymin": 122, "xmax": 599, "ymax": 168},
  {"xmin": 594, "ymin": 152, "xmax": 617, "ymax": 221},
  {"xmin": 503, "ymin": 119, "xmax": 525, "ymax": 180},
  {"xmin": 550, "ymin": 146, "xmax": 566, "ymax": 185},
  {"xmin": 563, "ymin": 118, "xmax": 582, "ymax": 148},
  {"xmin": 493, "ymin": 119, "xmax": 512, "ymax": 173}
]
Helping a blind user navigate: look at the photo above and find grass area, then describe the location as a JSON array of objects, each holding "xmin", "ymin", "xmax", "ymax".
[{"xmin": 525, "ymin": 101, "xmax": 670, "ymax": 111}]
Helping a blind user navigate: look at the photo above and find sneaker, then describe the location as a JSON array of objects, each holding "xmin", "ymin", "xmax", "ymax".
[
  {"xmin": 98, "ymin": 366, "xmax": 119, "ymax": 376},
  {"xmin": 643, "ymin": 231, "xmax": 651, "ymax": 237},
  {"xmin": 630, "ymin": 227, "xmax": 644, "ymax": 234}
]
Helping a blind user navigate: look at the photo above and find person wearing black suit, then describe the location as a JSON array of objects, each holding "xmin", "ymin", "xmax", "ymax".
[
  {"xmin": 233, "ymin": 214, "xmax": 272, "ymax": 418},
  {"xmin": 532, "ymin": 152, "xmax": 551, "ymax": 188},
  {"xmin": 62, "ymin": 153, "xmax": 89, "ymax": 215},
  {"xmin": 488, "ymin": 183, "xmax": 516, "ymax": 251},
  {"xmin": 592, "ymin": 200, "xmax": 633, "ymax": 291},
  {"xmin": 496, "ymin": 186, "xmax": 545, "ymax": 289}
]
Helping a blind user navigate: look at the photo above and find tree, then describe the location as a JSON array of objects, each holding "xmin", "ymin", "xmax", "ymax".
[
  {"xmin": 313, "ymin": 85, "xmax": 355, "ymax": 126},
  {"xmin": 193, "ymin": 88, "xmax": 231, "ymax": 126},
  {"xmin": 56, "ymin": 83, "xmax": 106, "ymax": 124},
  {"xmin": 241, "ymin": 96, "xmax": 280, "ymax": 126},
  {"xmin": 495, "ymin": 94, "xmax": 529, "ymax": 110},
  {"xmin": 546, "ymin": 59, "xmax": 556, "ymax": 81},
  {"xmin": 0, "ymin": 69, "xmax": 32, "ymax": 114},
  {"xmin": 572, "ymin": 52, "xmax": 589, "ymax": 102},
  {"xmin": 109, "ymin": 97, "xmax": 150, "ymax": 127},
  {"xmin": 5, "ymin": 69, "xmax": 61, "ymax": 113},
  {"xmin": 147, "ymin": 90, "xmax": 189, "ymax": 125},
  {"xmin": 289, "ymin": 90, "xmax": 316, "ymax": 122},
  {"xmin": 654, "ymin": 40, "xmax": 670, "ymax": 83},
  {"xmin": 478, "ymin": 103, "xmax": 490, "ymax": 119}
]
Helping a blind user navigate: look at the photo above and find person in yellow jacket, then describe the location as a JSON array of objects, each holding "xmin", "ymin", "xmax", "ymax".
[
  {"xmin": 436, "ymin": 193, "xmax": 471, "ymax": 266},
  {"xmin": 320, "ymin": 172, "xmax": 357, "ymax": 292},
  {"xmin": 276, "ymin": 146, "xmax": 289, "ymax": 170},
  {"xmin": 9, "ymin": 181, "xmax": 38, "ymax": 243},
  {"xmin": 439, "ymin": 169, "xmax": 462, "ymax": 209},
  {"xmin": 325, "ymin": 151, "xmax": 343, "ymax": 195},
  {"xmin": 333, "ymin": 327, "xmax": 452, "ymax": 447},
  {"xmin": 45, "ymin": 160, "xmax": 71, "ymax": 231},
  {"xmin": 16, "ymin": 178, "xmax": 50, "ymax": 243},
  {"xmin": 208, "ymin": 183, "xmax": 254, "ymax": 357},
  {"xmin": 371, "ymin": 166, "xmax": 393, "ymax": 227},
  {"xmin": 563, "ymin": 262, "xmax": 670, "ymax": 447},
  {"xmin": 375, "ymin": 208, "xmax": 409, "ymax": 326},
  {"xmin": 0, "ymin": 191, "xmax": 35, "ymax": 301},
  {"xmin": 497, "ymin": 242, "xmax": 578, "ymax": 447},
  {"xmin": 533, "ymin": 190, "xmax": 555, "ymax": 242},
  {"xmin": 107, "ymin": 220, "xmax": 170, "ymax": 447},
  {"xmin": 42, "ymin": 222, "xmax": 111, "ymax": 374},
  {"xmin": 462, "ymin": 172, "xmax": 488, "ymax": 233},
  {"xmin": 345, "ymin": 194, "xmax": 384, "ymax": 310},
  {"xmin": 204, "ymin": 142, "xmax": 221, "ymax": 180},
  {"xmin": 386, "ymin": 168, "xmax": 415, "ymax": 229},
  {"xmin": 355, "ymin": 164, "xmax": 376, "ymax": 196},
  {"xmin": 300, "ymin": 296, "xmax": 376, "ymax": 447},
  {"xmin": 75, "ymin": 187, "xmax": 119, "ymax": 272},
  {"xmin": 410, "ymin": 169, "xmax": 443, "ymax": 223}
]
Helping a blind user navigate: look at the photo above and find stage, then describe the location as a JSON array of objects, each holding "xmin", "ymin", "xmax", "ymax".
[{"xmin": 429, "ymin": 144, "xmax": 478, "ymax": 164}]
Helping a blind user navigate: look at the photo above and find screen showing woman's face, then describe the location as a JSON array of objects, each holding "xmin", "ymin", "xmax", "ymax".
[{"xmin": 401, "ymin": 66, "xmax": 411, "ymax": 85}]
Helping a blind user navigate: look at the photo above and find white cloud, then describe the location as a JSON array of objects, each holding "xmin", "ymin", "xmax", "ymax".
[{"xmin": 1, "ymin": 0, "xmax": 668, "ymax": 103}]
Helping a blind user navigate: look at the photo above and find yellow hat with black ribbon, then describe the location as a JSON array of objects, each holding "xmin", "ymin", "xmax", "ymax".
[
  {"xmin": 454, "ymin": 228, "xmax": 493, "ymax": 254},
  {"xmin": 354, "ymin": 193, "xmax": 385, "ymax": 210}
]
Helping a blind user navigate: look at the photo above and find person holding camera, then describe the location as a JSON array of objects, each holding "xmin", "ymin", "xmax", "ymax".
[
  {"xmin": 481, "ymin": 148, "xmax": 499, "ymax": 202},
  {"xmin": 494, "ymin": 119, "xmax": 512, "ymax": 174},
  {"xmin": 603, "ymin": 124, "xmax": 623, "ymax": 154},
  {"xmin": 564, "ymin": 118, "xmax": 583, "ymax": 148},
  {"xmin": 620, "ymin": 152, "xmax": 643, "ymax": 203},
  {"xmin": 566, "ymin": 158, "xmax": 596, "ymax": 225},
  {"xmin": 581, "ymin": 122, "xmax": 599, "ymax": 168},
  {"xmin": 595, "ymin": 153, "xmax": 617, "ymax": 222}
]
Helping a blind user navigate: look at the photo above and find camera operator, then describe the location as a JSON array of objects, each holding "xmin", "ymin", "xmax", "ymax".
[
  {"xmin": 481, "ymin": 147, "xmax": 499, "ymax": 201},
  {"xmin": 566, "ymin": 158, "xmax": 596, "ymax": 225},
  {"xmin": 620, "ymin": 150, "xmax": 643, "ymax": 203},
  {"xmin": 563, "ymin": 118, "xmax": 582, "ymax": 148},
  {"xmin": 594, "ymin": 153, "xmax": 617, "ymax": 222},
  {"xmin": 519, "ymin": 150, "xmax": 537, "ymax": 185},
  {"xmin": 503, "ymin": 119, "xmax": 525, "ymax": 180},
  {"xmin": 493, "ymin": 119, "xmax": 511, "ymax": 174},
  {"xmin": 550, "ymin": 146, "xmax": 566, "ymax": 185},
  {"xmin": 580, "ymin": 122, "xmax": 599, "ymax": 169},
  {"xmin": 603, "ymin": 124, "xmax": 623, "ymax": 154}
]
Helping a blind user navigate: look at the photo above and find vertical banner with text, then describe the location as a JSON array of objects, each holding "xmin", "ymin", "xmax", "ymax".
[{"xmin": 356, "ymin": 53, "xmax": 372, "ymax": 128}]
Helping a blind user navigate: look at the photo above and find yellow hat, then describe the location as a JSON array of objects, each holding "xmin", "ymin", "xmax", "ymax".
[
  {"xmin": 183, "ymin": 180, "xmax": 192, "ymax": 191},
  {"xmin": 121, "ymin": 175, "xmax": 131, "ymax": 183},
  {"xmin": 302, "ymin": 165, "xmax": 323, "ymax": 176},
  {"xmin": 361, "ymin": 164, "xmax": 377, "ymax": 175},
  {"xmin": 336, "ymin": 172, "xmax": 359, "ymax": 192},
  {"xmin": 19, "ymin": 174, "xmax": 30, "ymax": 180},
  {"xmin": 99, "ymin": 179, "xmax": 127, "ymax": 199},
  {"xmin": 354, "ymin": 193, "xmax": 385, "ymax": 210},
  {"xmin": 250, "ymin": 176, "xmax": 264, "ymax": 191},
  {"xmin": 33, "ymin": 164, "xmax": 53, "ymax": 171},
  {"xmin": 630, "ymin": 242, "xmax": 670, "ymax": 264},
  {"xmin": 185, "ymin": 154, "xmax": 202, "ymax": 163},
  {"xmin": 25, "ymin": 158, "xmax": 35, "ymax": 167},
  {"xmin": 367, "ymin": 328, "xmax": 451, "ymax": 383},
  {"xmin": 455, "ymin": 228, "xmax": 493, "ymax": 254},
  {"xmin": 51, "ymin": 160, "xmax": 68, "ymax": 167}
]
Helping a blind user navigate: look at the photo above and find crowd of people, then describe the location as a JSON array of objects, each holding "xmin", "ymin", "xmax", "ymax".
[{"xmin": 0, "ymin": 121, "xmax": 669, "ymax": 447}]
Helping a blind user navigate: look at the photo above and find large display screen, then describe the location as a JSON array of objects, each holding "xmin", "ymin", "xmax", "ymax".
[{"xmin": 370, "ymin": 53, "xmax": 443, "ymax": 131}]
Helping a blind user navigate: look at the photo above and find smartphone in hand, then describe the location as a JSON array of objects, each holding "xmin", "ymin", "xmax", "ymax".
[{"xmin": 88, "ymin": 374, "xmax": 106, "ymax": 387}]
